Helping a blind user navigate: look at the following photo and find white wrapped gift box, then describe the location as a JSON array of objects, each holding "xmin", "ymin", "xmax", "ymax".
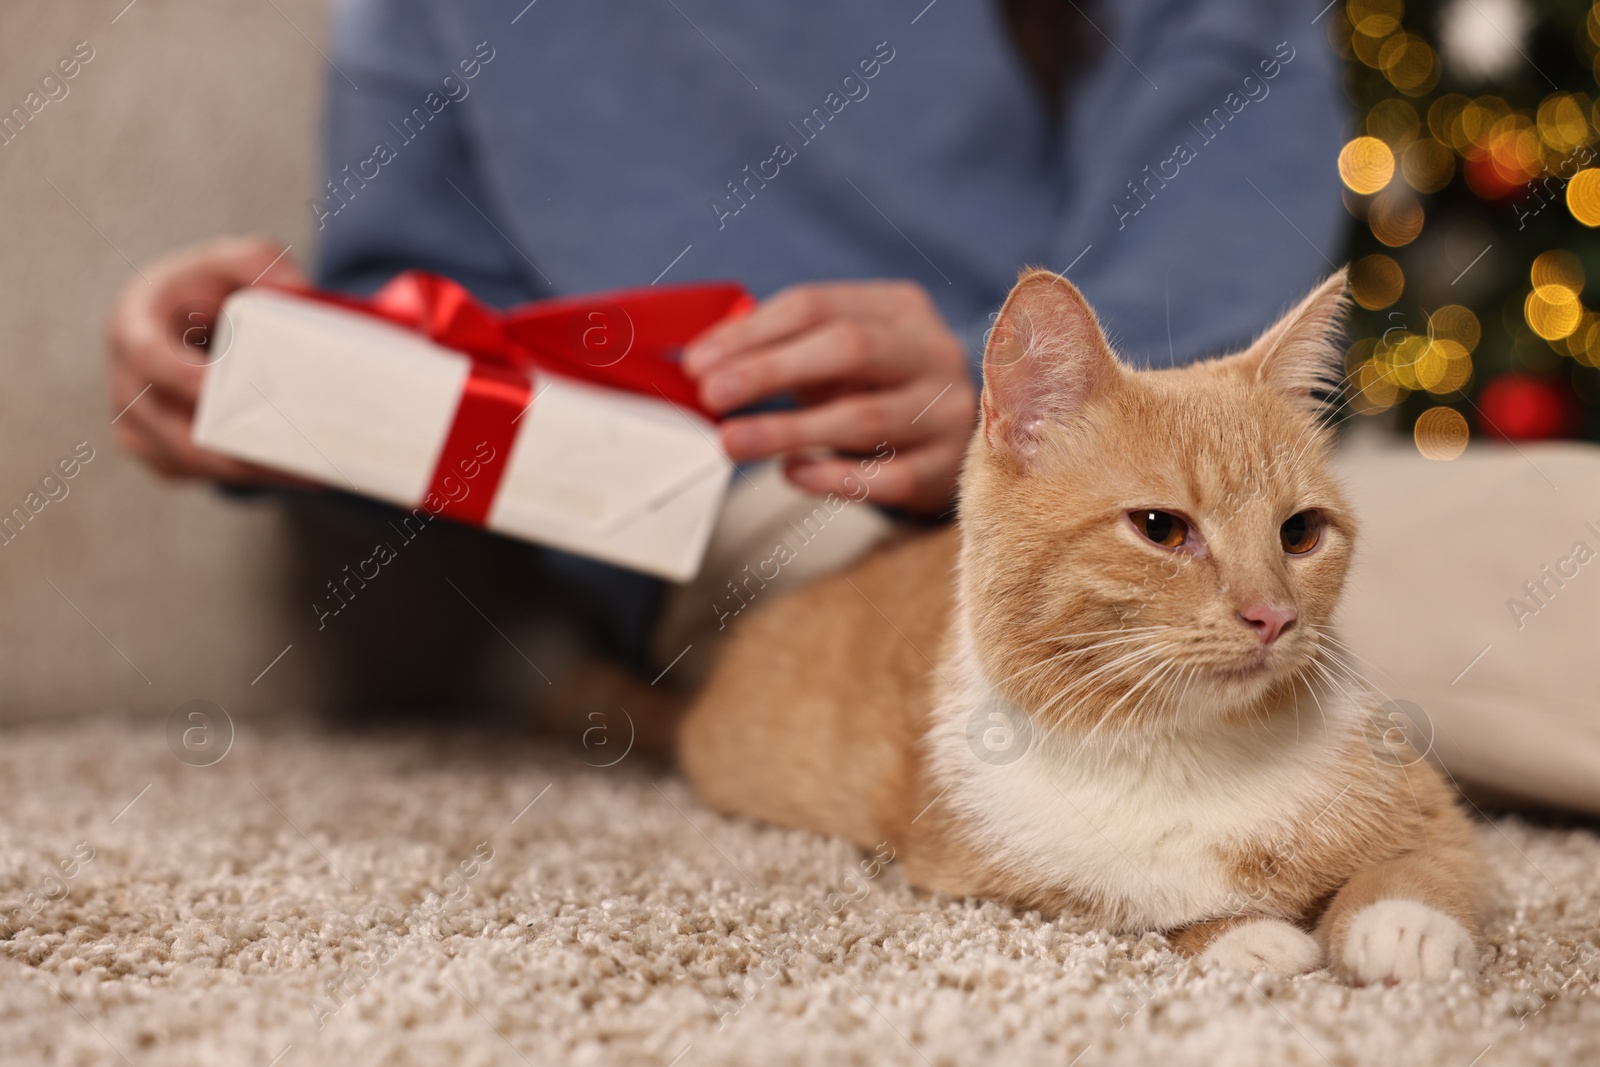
[{"xmin": 193, "ymin": 286, "xmax": 735, "ymax": 582}]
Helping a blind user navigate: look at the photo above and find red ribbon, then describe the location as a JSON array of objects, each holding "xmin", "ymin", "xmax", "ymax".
[{"xmin": 287, "ymin": 272, "xmax": 752, "ymax": 526}]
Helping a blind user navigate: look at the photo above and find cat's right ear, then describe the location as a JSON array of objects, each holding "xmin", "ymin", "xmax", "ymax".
[{"xmin": 980, "ymin": 269, "xmax": 1120, "ymax": 466}]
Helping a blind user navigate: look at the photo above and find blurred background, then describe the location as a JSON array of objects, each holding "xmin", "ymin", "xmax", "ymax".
[
  {"xmin": 1337, "ymin": 0, "xmax": 1600, "ymax": 457},
  {"xmin": 0, "ymin": 1, "xmax": 325, "ymax": 720},
  {"xmin": 0, "ymin": 0, "xmax": 1596, "ymax": 720}
]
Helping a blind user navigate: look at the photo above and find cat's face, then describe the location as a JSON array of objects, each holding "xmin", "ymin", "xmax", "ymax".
[{"xmin": 959, "ymin": 270, "xmax": 1355, "ymax": 735}]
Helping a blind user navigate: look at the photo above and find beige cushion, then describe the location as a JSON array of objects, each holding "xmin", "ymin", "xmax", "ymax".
[{"xmin": 1334, "ymin": 436, "xmax": 1600, "ymax": 814}]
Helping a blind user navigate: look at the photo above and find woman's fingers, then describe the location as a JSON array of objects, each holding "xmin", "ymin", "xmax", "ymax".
[
  {"xmin": 110, "ymin": 237, "xmax": 305, "ymax": 404},
  {"xmin": 783, "ymin": 440, "xmax": 962, "ymax": 515},
  {"xmin": 696, "ymin": 320, "xmax": 927, "ymax": 414},
  {"xmin": 718, "ymin": 372, "xmax": 974, "ymax": 460},
  {"xmin": 107, "ymin": 236, "xmax": 308, "ymax": 483},
  {"xmin": 719, "ymin": 387, "xmax": 940, "ymax": 461},
  {"xmin": 681, "ymin": 277, "xmax": 975, "ymax": 515},
  {"xmin": 111, "ymin": 366, "xmax": 296, "ymax": 484},
  {"xmin": 684, "ymin": 282, "xmax": 921, "ymax": 376}
]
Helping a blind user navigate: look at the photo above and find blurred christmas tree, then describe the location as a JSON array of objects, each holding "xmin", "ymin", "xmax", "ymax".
[{"xmin": 1334, "ymin": 0, "xmax": 1600, "ymax": 458}]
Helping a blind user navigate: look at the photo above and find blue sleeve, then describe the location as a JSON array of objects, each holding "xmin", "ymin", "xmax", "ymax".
[
  {"xmin": 1053, "ymin": 0, "xmax": 1347, "ymax": 367},
  {"xmin": 313, "ymin": 0, "xmax": 542, "ymax": 308}
]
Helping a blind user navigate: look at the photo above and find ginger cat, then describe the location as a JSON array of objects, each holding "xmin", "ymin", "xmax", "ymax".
[{"xmin": 679, "ymin": 269, "xmax": 1489, "ymax": 983}]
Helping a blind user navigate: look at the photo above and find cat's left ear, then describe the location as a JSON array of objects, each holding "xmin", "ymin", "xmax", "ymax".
[
  {"xmin": 980, "ymin": 269, "xmax": 1122, "ymax": 467},
  {"xmin": 1234, "ymin": 269, "xmax": 1350, "ymax": 417}
]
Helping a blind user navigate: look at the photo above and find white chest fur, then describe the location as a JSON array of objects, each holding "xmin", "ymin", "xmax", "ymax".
[{"xmin": 926, "ymin": 642, "xmax": 1358, "ymax": 931}]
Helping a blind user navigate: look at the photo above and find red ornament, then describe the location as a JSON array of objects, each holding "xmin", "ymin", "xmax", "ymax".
[{"xmin": 1476, "ymin": 374, "xmax": 1574, "ymax": 440}]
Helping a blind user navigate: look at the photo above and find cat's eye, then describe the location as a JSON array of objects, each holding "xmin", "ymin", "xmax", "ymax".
[
  {"xmin": 1129, "ymin": 510, "xmax": 1190, "ymax": 549},
  {"xmin": 1280, "ymin": 510, "xmax": 1324, "ymax": 555}
]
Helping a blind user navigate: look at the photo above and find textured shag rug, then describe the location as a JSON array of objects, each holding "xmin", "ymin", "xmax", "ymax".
[{"xmin": 1, "ymin": 715, "xmax": 1596, "ymax": 1067}]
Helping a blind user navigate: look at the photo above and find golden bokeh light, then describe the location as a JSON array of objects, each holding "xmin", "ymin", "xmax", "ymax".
[
  {"xmin": 1582, "ymin": 318, "xmax": 1600, "ymax": 367},
  {"xmin": 1379, "ymin": 33, "xmax": 1439, "ymax": 96},
  {"xmin": 1567, "ymin": 168, "xmax": 1600, "ymax": 226},
  {"xmin": 1469, "ymin": 97, "xmax": 1513, "ymax": 147},
  {"xmin": 1401, "ymin": 137, "xmax": 1455, "ymax": 193},
  {"xmin": 1531, "ymin": 249, "xmax": 1585, "ymax": 291},
  {"xmin": 1352, "ymin": 28, "xmax": 1386, "ymax": 69},
  {"xmin": 1383, "ymin": 332, "xmax": 1427, "ymax": 390},
  {"xmin": 1345, "ymin": 336, "xmax": 1377, "ymax": 374},
  {"xmin": 1415, "ymin": 338, "xmax": 1472, "ymax": 394},
  {"xmin": 1428, "ymin": 304, "xmax": 1481, "ymax": 352},
  {"xmin": 1339, "ymin": 136, "xmax": 1395, "ymax": 194},
  {"xmin": 1367, "ymin": 98, "xmax": 1421, "ymax": 145},
  {"xmin": 1348, "ymin": 2, "xmax": 1398, "ymax": 70},
  {"xmin": 1525, "ymin": 285, "xmax": 1584, "ymax": 340},
  {"xmin": 1427, "ymin": 94, "xmax": 1469, "ymax": 149},
  {"xmin": 1349, "ymin": 253, "xmax": 1405, "ymax": 309},
  {"xmin": 1356, "ymin": 357, "xmax": 1401, "ymax": 412},
  {"xmin": 1485, "ymin": 114, "xmax": 1544, "ymax": 186},
  {"xmin": 1552, "ymin": 311, "xmax": 1595, "ymax": 359},
  {"xmin": 1348, "ymin": 0, "xmax": 1403, "ymax": 36},
  {"xmin": 1369, "ymin": 190, "xmax": 1424, "ymax": 245},
  {"xmin": 1414, "ymin": 407, "xmax": 1470, "ymax": 460},
  {"xmin": 1536, "ymin": 93, "xmax": 1591, "ymax": 152}
]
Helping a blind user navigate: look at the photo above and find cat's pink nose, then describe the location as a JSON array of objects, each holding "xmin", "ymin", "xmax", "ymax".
[{"xmin": 1238, "ymin": 603, "xmax": 1296, "ymax": 645}]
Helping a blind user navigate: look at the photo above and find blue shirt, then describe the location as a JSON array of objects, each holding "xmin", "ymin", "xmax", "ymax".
[
  {"xmin": 309, "ymin": 0, "xmax": 1347, "ymax": 655},
  {"xmin": 315, "ymin": 0, "xmax": 1346, "ymax": 368}
]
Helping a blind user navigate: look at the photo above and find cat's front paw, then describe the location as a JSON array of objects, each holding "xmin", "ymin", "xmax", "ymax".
[
  {"xmin": 1340, "ymin": 899, "xmax": 1477, "ymax": 984},
  {"xmin": 1200, "ymin": 918, "xmax": 1324, "ymax": 975}
]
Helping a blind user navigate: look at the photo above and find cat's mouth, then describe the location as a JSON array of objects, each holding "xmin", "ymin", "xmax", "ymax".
[{"xmin": 1211, "ymin": 643, "xmax": 1297, "ymax": 680}]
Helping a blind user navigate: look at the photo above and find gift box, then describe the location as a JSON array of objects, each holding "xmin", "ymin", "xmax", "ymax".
[{"xmin": 193, "ymin": 273, "xmax": 752, "ymax": 582}]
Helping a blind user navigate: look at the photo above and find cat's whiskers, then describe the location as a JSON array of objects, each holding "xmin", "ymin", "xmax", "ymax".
[
  {"xmin": 1113, "ymin": 656, "xmax": 1187, "ymax": 750},
  {"xmin": 996, "ymin": 632, "xmax": 1171, "ymax": 688},
  {"xmin": 1308, "ymin": 638, "xmax": 1377, "ymax": 696},
  {"xmin": 1033, "ymin": 639, "xmax": 1173, "ymax": 710},
  {"xmin": 1030, "ymin": 641, "xmax": 1175, "ymax": 727},
  {"xmin": 1022, "ymin": 625, "xmax": 1171, "ymax": 649},
  {"xmin": 1304, "ymin": 657, "xmax": 1366, "ymax": 722},
  {"xmin": 1173, "ymin": 657, "xmax": 1200, "ymax": 720},
  {"xmin": 1074, "ymin": 645, "xmax": 1182, "ymax": 745},
  {"xmin": 1298, "ymin": 662, "xmax": 1333, "ymax": 733},
  {"xmin": 1096, "ymin": 653, "xmax": 1180, "ymax": 724},
  {"xmin": 1314, "ymin": 632, "xmax": 1398, "ymax": 698},
  {"xmin": 1113, "ymin": 655, "xmax": 1192, "ymax": 748}
]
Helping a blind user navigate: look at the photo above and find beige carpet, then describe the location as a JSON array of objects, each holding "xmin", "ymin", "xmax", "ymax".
[{"xmin": 0, "ymin": 716, "xmax": 1595, "ymax": 1066}]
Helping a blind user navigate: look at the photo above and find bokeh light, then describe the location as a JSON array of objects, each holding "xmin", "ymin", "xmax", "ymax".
[
  {"xmin": 1567, "ymin": 168, "xmax": 1600, "ymax": 226},
  {"xmin": 1340, "ymin": 0, "xmax": 1600, "ymax": 448},
  {"xmin": 1367, "ymin": 98, "xmax": 1421, "ymax": 144},
  {"xmin": 1401, "ymin": 137, "xmax": 1455, "ymax": 192},
  {"xmin": 1339, "ymin": 136, "xmax": 1395, "ymax": 194},
  {"xmin": 1428, "ymin": 304, "xmax": 1482, "ymax": 352},
  {"xmin": 1369, "ymin": 190, "xmax": 1424, "ymax": 245},
  {"xmin": 1349, "ymin": 0, "xmax": 1403, "ymax": 68},
  {"xmin": 1531, "ymin": 249, "xmax": 1585, "ymax": 290},
  {"xmin": 1413, "ymin": 406, "xmax": 1470, "ymax": 459},
  {"xmin": 1427, "ymin": 94, "xmax": 1469, "ymax": 148},
  {"xmin": 1582, "ymin": 318, "xmax": 1600, "ymax": 366},
  {"xmin": 1415, "ymin": 338, "xmax": 1473, "ymax": 393},
  {"xmin": 1536, "ymin": 93, "xmax": 1591, "ymax": 151},
  {"xmin": 1525, "ymin": 285, "xmax": 1584, "ymax": 340},
  {"xmin": 1349, "ymin": 253, "xmax": 1405, "ymax": 309},
  {"xmin": 1379, "ymin": 33, "xmax": 1439, "ymax": 96}
]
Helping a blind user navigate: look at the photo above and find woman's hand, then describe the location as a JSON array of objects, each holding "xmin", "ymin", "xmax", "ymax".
[
  {"xmin": 683, "ymin": 281, "xmax": 977, "ymax": 516},
  {"xmin": 107, "ymin": 235, "xmax": 310, "ymax": 483}
]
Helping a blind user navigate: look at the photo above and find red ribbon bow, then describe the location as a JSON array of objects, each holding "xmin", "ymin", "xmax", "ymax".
[{"xmin": 292, "ymin": 271, "xmax": 752, "ymax": 526}]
